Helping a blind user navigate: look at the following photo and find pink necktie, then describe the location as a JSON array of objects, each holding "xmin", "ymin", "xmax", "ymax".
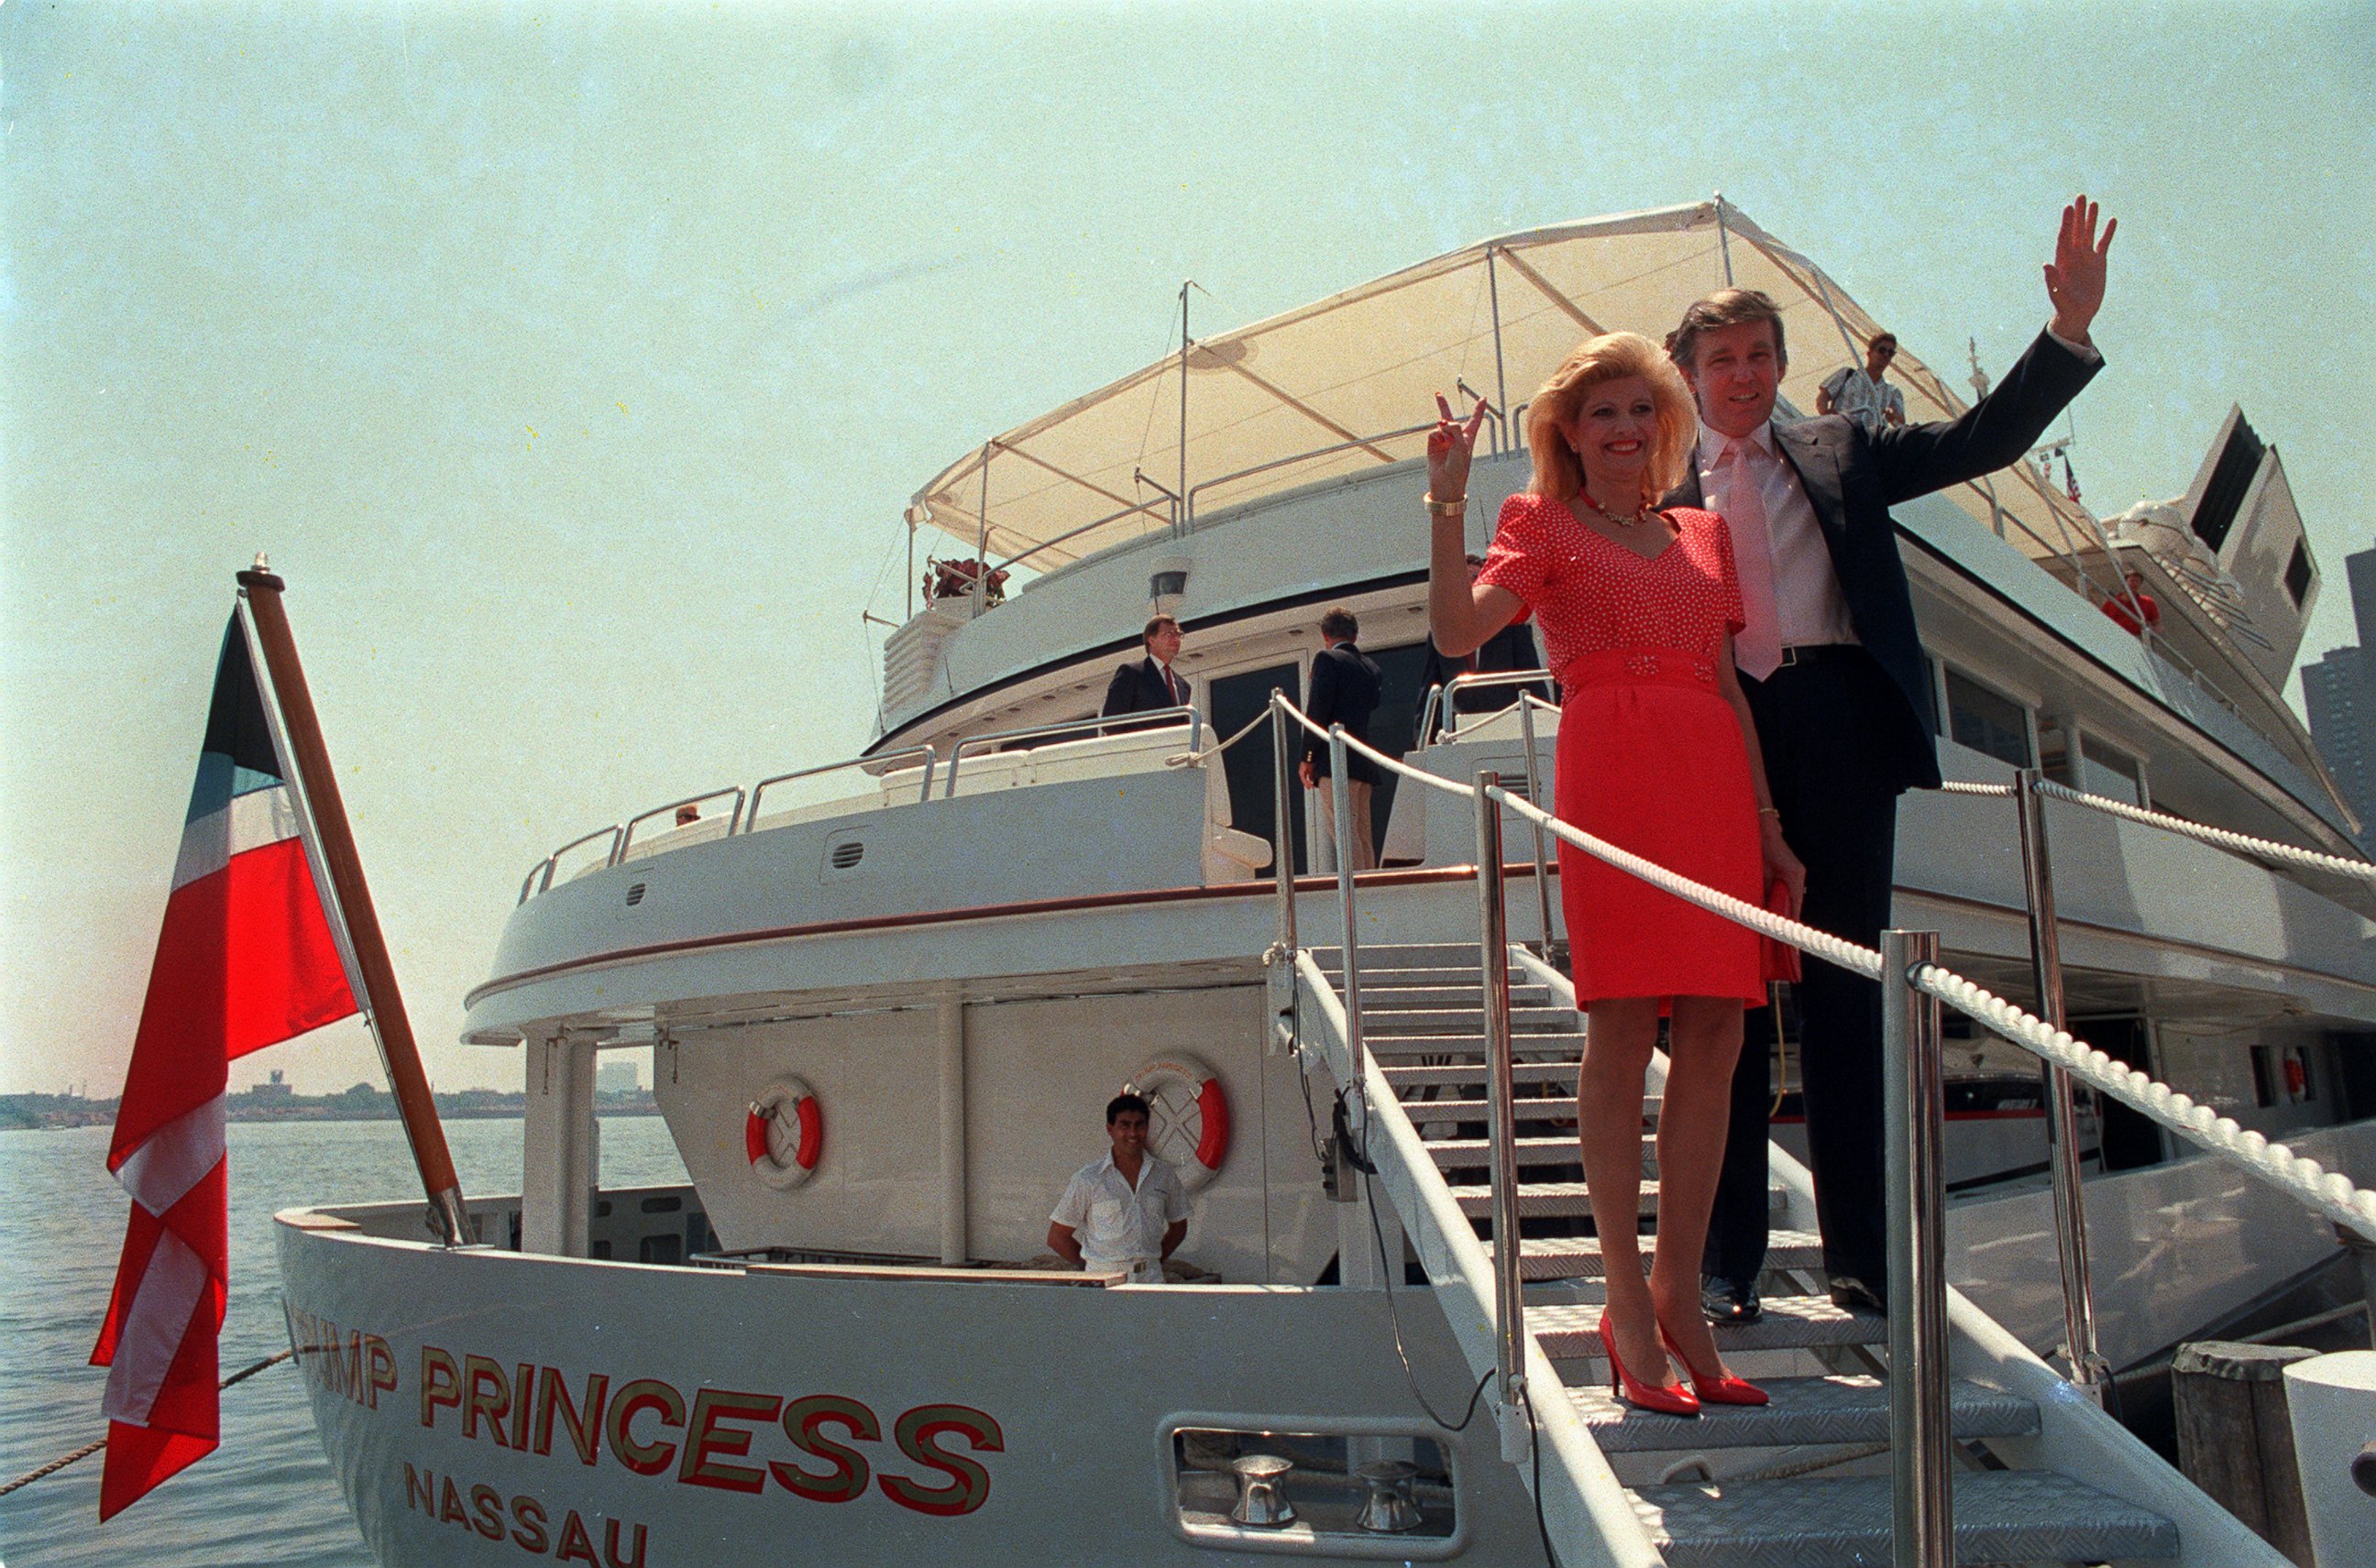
[{"xmin": 1718, "ymin": 441, "xmax": 1784, "ymax": 680}]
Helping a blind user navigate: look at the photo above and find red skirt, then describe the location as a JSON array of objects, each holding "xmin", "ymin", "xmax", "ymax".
[{"xmin": 1554, "ymin": 650, "xmax": 1763, "ymax": 1004}]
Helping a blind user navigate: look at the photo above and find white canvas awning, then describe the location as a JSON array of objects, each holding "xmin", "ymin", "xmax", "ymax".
[{"xmin": 906, "ymin": 199, "xmax": 2105, "ymax": 576}]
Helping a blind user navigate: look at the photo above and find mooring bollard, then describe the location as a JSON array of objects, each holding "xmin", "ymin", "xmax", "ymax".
[{"xmin": 2172, "ymin": 1340, "xmax": 2317, "ymax": 1563}]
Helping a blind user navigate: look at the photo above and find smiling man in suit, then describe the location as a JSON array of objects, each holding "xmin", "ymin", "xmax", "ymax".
[
  {"xmin": 1671, "ymin": 197, "xmax": 2115, "ymax": 1323},
  {"xmin": 1102, "ymin": 614, "xmax": 1192, "ymax": 718}
]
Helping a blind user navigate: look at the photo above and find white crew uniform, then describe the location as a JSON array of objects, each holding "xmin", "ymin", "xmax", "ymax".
[{"xmin": 1050, "ymin": 1152, "xmax": 1189, "ymax": 1283}]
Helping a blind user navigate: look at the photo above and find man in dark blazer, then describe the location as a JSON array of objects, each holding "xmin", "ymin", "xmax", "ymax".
[
  {"xmin": 1299, "ymin": 607, "xmax": 1385, "ymax": 871},
  {"xmin": 1669, "ymin": 198, "xmax": 2115, "ymax": 1322},
  {"xmin": 1414, "ymin": 554, "xmax": 1554, "ymax": 738},
  {"xmin": 1101, "ymin": 614, "xmax": 1192, "ymax": 720}
]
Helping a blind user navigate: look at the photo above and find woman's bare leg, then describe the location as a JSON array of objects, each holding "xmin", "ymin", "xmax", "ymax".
[
  {"xmin": 1649, "ymin": 994, "xmax": 1745, "ymax": 1379},
  {"xmin": 1580, "ymin": 997, "xmax": 1672, "ymax": 1387}
]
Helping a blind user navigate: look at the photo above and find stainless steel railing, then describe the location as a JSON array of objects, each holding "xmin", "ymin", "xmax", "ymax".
[{"xmin": 749, "ymin": 745, "xmax": 938, "ymax": 826}]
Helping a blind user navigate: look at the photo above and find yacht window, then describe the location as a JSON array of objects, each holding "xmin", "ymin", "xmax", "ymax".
[
  {"xmin": 2286, "ymin": 540, "xmax": 2314, "ymax": 610},
  {"xmin": 2250, "ymin": 1045, "xmax": 2276, "ymax": 1108},
  {"xmin": 1943, "ymin": 669, "xmax": 2031, "ymax": 769},
  {"xmin": 2078, "ymin": 740, "xmax": 2145, "ymax": 806}
]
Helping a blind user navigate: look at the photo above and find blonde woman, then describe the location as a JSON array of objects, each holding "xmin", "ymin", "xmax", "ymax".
[{"xmin": 1425, "ymin": 334, "xmax": 1803, "ymax": 1415}]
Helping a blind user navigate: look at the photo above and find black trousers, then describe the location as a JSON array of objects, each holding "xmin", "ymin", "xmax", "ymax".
[{"xmin": 1704, "ymin": 651, "xmax": 1904, "ymax": 1288}]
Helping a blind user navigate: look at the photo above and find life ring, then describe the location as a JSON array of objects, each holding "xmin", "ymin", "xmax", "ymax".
[
  {"xmin": 746, "ymin": 1076, "xmax": 823, "ymax": 1190},
  {"xmin": 1128, "ymin": 1055, "xmax": 1229, "ymax": 1190}
]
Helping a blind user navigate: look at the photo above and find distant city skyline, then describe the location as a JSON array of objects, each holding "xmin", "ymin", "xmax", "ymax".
[
  {"xmin": 2303, "ymin": 548, "xmax": 2376, "ymax": 847},
  {"xmin": 6, "ymin": 4, "xmax": 2370, "ymax": 1097}
]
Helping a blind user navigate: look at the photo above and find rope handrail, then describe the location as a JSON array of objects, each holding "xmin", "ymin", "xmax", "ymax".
[
  {"xmin": 1265, "ymin": 693, "xmax": 2376, "ymax": 1243},
  {"xmin": 1913, "ymin": 966, "xmax": 2376, "ymax": 1238},
  {"xmin": 2030, "ymin": 776, "xmax": 2376, "ymax": 883},
  {"xmin": 1165, "ymin": 707, "xmax": 1273, "ymax": 768},
  {"xmin": 1937, "ymin": 780, "xmax": 2018, "ymax": 797}
]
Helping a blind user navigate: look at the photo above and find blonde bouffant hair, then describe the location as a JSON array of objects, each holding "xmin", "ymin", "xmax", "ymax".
[{"xmin": 1523, "ymin": 331, "xmax": 1699, "ymax": 510}]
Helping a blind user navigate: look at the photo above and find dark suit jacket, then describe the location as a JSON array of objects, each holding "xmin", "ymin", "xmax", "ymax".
[
  {"xmin": 1304, "ymin": 641, "xmax": 1384, "ymax": 784},
  {"xmin": 1665, "ymin": 329, "xmax": 2100, "ymax": 793},
  {"xmin": 1415, "ymin": 620, "xmax": 1551, "ymax": 732},
  {"xmin": 1100, "ymin": 655, "xmax": 1189, "ymax": 718}
]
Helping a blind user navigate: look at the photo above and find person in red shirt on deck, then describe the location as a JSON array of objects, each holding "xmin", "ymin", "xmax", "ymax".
[{"xmin": 2102, "ymin": 569, "xmax": 2161, "ymax": 637}]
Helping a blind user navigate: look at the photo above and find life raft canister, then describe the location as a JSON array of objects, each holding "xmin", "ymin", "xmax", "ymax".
[
  {"xmin": 746, "ymin": 1076, "xmax": 823, "ymax": 1190},
  {"xmin": 1128, "ymin": 1054, "xmax": 1229, "ymax": 1190}
]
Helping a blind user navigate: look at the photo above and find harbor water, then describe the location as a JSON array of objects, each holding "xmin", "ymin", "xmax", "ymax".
[{"xmin": 0, "ymin": 1117, "xmax": 688, "ymax": 1567}]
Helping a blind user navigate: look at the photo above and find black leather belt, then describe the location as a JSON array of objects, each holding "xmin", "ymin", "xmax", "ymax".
[{"xmin": 1775, "ymin": 643, "xmax": 1859, "ymax": 668}]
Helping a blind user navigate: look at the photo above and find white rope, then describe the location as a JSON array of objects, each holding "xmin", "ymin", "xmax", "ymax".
[
  {"xmin": 1913, "ymin": 966, "xmax": 2376, "ymax": 1242},
  {"xmin": 1275, "ymin": 700, "xmax": 1486, "ymax": 802},
  {"xmin": 1164, "ymin": 707, "xmax": 1273, "ymax": 768},
  {"xmin": 1937, "ymin": 780, "xmax": 2017, "ymax": 798},
  {"xmin": 2032, "ymin": 777, "xmax": 2376, "ymax": 883},
  {"xmin": 1260, "ymin": 694, "xmax": 2376, "ymax": 1245}
]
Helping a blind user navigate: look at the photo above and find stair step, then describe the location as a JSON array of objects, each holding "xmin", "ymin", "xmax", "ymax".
[
  {"xmin": 1495, "ymin": 1230, "xmax": 1824, "ymax": 1281},
  {"xmin": 1344, "ymin": 984, "xmax": 1551, "ymax": 1009},
  {"xmin": 1528, "ymin": 1295, "xmax": 1884, "ymax": 1357},
  {"xmin": 1424, "ymin": 1135, "xmax": 1600, "ymax": 1167},
  {"xmin": 1631, "ymin": 1471, "xmax": 2178, "ymax": 1567},
  {"xmin": 1365, "ymin": 1008, "xmax": 1579, "ymax": 1036},
  {"xmin": 1363, "ymin": 1034, "xmax": 1583, "ymax": 1059},
  {"xmin": 1307, "ymin": 944, "xmax": 1486, "ymax": 968},
  {"xmin": 1381, "ymin": 1063, "xmax": 1581, "ymax": 1088},
  {"xmin": 1571, "ymin": 1374, "xmax": 2036, "ymax": 1453},
  {"xmin": 1447, "ymin": 1181, "xmax": 1787, "ymax": 1221}
]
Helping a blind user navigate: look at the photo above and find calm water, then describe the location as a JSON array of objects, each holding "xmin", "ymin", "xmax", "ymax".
[{"xmin": 0, "ymin": 1117, "xmax": 688, "ymax": 1568}]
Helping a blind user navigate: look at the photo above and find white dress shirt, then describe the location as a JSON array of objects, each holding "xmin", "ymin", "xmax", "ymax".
[
  {"xmin": 1695, "ymin": 424, "xmax": 1858, "ymax": 652},
  {"xmin": 1050, "ymin": 1152, "xmax": 1189, "ymax": 1282}
]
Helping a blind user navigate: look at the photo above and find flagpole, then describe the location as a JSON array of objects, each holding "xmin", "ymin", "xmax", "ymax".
[{"xmin": 236, "ymin": 565, "xmax": 472, "ymax": 1246}]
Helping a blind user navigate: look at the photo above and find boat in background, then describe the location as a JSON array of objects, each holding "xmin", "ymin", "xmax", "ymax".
[{"xmin": 279, "ymin": 200, "xmax": 2370, "ymax": 1565}]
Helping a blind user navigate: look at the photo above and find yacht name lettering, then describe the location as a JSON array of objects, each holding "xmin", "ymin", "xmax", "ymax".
[
  {"xmin": 415, "ymin": 1344, "xmax": 1006, "ymax": 1517},
  {"xmin": 401, "ymin": 1463, "xmax": 648, "ymax": 1565},
  {"xmin": 287, "ymin": 1308, "xmax": 398, "ymax": 1409}
]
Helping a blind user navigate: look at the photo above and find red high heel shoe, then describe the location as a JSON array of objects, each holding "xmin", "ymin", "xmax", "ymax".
[
  {"xmin": 1658, "ymin": 1323, "xmax": 1768, "ymax": 1407},
  {"xmin": 1599, "ymin": 1317, "xmax": 1699, "ymax": 1416}
]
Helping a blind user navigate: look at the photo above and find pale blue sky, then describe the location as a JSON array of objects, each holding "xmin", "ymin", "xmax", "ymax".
[{"xmin": 4, "ymin": 2, "xmax": 2370, "ymax": 1096}]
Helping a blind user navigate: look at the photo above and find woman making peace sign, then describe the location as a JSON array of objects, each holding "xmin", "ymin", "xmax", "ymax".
[{"xmin": 1425, "ymin": 332, "xmax": 1803, "ymax": 1417}]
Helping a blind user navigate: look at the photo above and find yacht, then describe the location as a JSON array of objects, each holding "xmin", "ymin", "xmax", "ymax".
[{"xmin": 277, "ymin": 199, "xmax": 2370, "ymax": 1566}]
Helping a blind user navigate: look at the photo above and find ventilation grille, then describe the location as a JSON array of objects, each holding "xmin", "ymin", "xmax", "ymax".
[
  {"xmin": 829, "ymin": 841, "xmax": 865, "ymax": 871},
  {"xmin": 624, "ymin": 883, "xmax": 647, "ymax": 907}
]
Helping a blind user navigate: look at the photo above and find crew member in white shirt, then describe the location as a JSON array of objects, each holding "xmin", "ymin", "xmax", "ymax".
[
  {"xmin": 1816, "ymin": 332, "xmax": 1908, "ymax": 433},
  {"xmin": 1047, "ymin": 1093, "xmax": 1190, "ymax": 1284}
]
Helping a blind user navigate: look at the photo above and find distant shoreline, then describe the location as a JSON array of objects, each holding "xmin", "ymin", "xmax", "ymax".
[{"xmin": 0, "ymin": 1088, "xmax": 659, "ymax": 1132}]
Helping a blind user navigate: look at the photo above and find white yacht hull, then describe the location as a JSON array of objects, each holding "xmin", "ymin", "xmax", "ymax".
[{"xmin": 277, "ymin": 1206, "xmax": 1555, "ymax": 1567}]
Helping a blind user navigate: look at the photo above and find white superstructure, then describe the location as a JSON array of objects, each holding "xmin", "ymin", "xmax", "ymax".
[{"xmin": 280, "ymin": 201, "xmax": 2372, "ymax": 1566}]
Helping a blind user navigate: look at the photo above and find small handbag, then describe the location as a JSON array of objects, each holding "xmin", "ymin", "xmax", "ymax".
[{"xmin": 1760, "ymin": 878, "xmax": 1801, "ymax": 984}]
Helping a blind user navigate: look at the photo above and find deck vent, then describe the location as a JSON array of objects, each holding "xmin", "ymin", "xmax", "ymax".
[
  {"xmin": 624, "ymin": 882, "xmax": 647, "ymax": 906},
  {"xmin": 829, "ymin": 840, "xmax": 865, "ymax": 871}
]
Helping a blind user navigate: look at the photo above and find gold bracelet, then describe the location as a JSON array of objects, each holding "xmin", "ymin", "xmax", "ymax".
[
  {"xmin": 1424, "ymin": 494, "xmax": 1467, "ymax": 517},
  {"xmin": 1758, "ymin": 806, "xmax": 1782, "ymax": 819}
]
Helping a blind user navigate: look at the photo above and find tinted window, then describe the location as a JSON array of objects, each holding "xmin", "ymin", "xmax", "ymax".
[{"xmin": 1944, "ymin": 669, "xmax": 2030, "ymax": 768}]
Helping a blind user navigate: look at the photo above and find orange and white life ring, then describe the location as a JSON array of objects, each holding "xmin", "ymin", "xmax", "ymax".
[
  {"xmin": 1128, "ymin": 1054, "xmax": 1229, "ymax": 1190},
  {"xmin": 746, "ymin": 1076, "xmax": 823, "ymax": 1190}
]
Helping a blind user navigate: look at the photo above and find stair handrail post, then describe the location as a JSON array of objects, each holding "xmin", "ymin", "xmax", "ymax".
[
  {"xmin": 1329, "ymin": 728, "xmax": 1366, "ymax": 1059},
  {"xmin": 1473, "ymin": 769, "xmax": 1527, "ymax": 1459},
  {"xmin": 1515, "ymin": 694, "xmax": 1556, "ymax": 955},
  {"xmin": 1269, "ymin": 693, "xmax": 1298, "ymax": 960},
  {"xmin": 2015, "ymin": 766, "xmax": 2106, "ymax": 1398},
  {"xmin": 1883, "ymin": 928, "xmax": 1952, "ymax": 1568}
]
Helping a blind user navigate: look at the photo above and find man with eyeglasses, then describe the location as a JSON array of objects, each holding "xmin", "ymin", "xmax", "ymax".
[{"xmin": 1817, "ymin": 332, "xmax": 1908, "ymax": 433}]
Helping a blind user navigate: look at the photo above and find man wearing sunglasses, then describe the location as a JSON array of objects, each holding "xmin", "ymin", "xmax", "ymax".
[{"xmin": 1818, "ymin": 332, "xmax": 1908, "ymax": 433}]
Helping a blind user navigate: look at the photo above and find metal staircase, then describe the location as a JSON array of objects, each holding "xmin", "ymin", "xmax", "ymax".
[{"xmin": 1291, "ymin": 938, "xmax": 2267, "ymax": 1567}]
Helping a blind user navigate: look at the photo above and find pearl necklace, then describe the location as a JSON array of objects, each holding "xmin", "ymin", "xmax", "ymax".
[{"xmin": 1577, "ymin": 488, "xmax": 1656, "ymax": 530}]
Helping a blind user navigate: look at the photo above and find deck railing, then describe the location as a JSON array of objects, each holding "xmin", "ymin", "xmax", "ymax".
[{"xmin": 1261, "ymin": 688, "xmax": 2376, "ymax": 1568}]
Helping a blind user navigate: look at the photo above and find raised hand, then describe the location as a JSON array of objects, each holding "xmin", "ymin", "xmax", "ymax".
[
  {"xmin": 2043, "ymin": 195, "xmax": 2116, "ymax": 345},
  {"xmin": 1426, "ymin": 393, "xmax": 1490, "ymax": 505}
]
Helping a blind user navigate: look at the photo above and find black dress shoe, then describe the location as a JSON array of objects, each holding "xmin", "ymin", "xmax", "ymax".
[
  {"xmin": 1701, "ymin": 1276, "xmax": 1763, "ymax": 1324},
  {"xmin": 1828, "ymin": 1276, "xmax": 1886, "ymax": 1315}
]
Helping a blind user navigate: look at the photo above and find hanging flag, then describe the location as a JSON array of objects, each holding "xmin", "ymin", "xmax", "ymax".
[
  {"xmin": 2062, "ymin": 452, "xmax": 2083, "ymax": 504},
  {"xmin": 89, "ymin": 609, "xmax": 358, "ymax": 1519}
]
